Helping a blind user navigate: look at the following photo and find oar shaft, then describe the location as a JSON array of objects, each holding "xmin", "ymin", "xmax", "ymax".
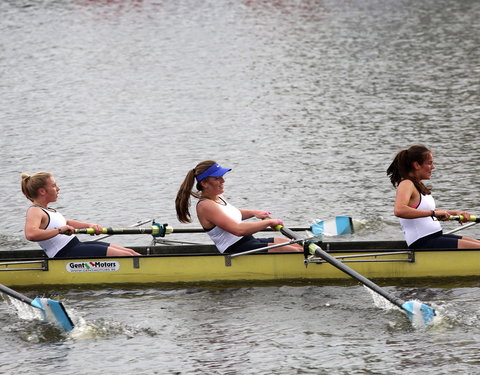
[
  {"xmin": 76, "ymin": 226, "xmax": 313, "ymax": 235},
  {"xmin": 0, "ymin": 284, "xmax": 34, "ymax": 305},
  {"xmin": 94, "ymin": 218, "xmax": 152, "ymax": 241},
  {"xmin": 76, "ymin": 224, "xmax": 173, "ymax": 236},
  {"xmin": 280, "ymin": 227, "xmax": 406, "ymax": 309},
  {"xmin": 77, "ymin": 227, "xmax": 157, "ymax": 235},
  {"xmin": 0, "ymin": 285, "xmax": 75, "ymax": 331}
]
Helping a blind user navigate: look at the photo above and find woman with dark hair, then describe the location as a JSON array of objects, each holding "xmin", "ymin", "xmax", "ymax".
[
  {"xmin": 175, "ymin": 160, "xmax": 302, "ymax": 254},
  {"xmin": 21, "ymin": 172, "xmax": 140, "ymax": 258},
  {"xmin": 387, "ymin": 145, "xmax": 480, "ymax": 249}
]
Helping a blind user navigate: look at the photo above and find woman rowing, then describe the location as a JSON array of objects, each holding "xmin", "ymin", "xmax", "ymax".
[
  {"xmin": 387, "ymin": 145, "xmax": 480, "ymax": 249},
  {"xmin": 175, "ymin": 160, "xmax": 302, "ymax": 253},
  {"xmin": 21, "ymin": 172, "xmax": 140, "ymax": 258}
]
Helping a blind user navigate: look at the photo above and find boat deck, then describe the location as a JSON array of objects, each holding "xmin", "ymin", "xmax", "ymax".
[{"xmin": 0, "ymin": 240, "xmax": 410, "ymax": 259}]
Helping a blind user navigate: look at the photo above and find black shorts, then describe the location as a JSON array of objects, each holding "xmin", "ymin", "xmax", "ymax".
[
  {"xmin": 224, "ymin": 235, "xmax": 274, "ymax": 254},
  {"xmin": 54, "ymin": 237, "xmax": 109, "ymax": 258},
  {"xmin": 409, "ymin": 231, "xmax": 461, "ymax": 249}
]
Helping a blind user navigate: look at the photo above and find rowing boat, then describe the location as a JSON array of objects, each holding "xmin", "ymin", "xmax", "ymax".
[{"xmin": 1, "ymin": 239, "xmax": 479, "ymax": 288}]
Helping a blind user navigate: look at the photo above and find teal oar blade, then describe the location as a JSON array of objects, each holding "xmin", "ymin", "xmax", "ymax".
[
  {"xmin": 33, "ymin": 298, "xmax": 75, "ymax": 331},
  {"xmin": 401, "ymin": 301, "xmax": 436, "ymax": 325},
  {"xmin": 0, "ymin": 284, "xmax": 74, "ymax": 331},
  {"xmin": 279, "ymin": 226, "xmax": 436, "ymax": 326},
  {"xmin": 310, "ymin": 216, "xmax": 354, "ymax": 236}
]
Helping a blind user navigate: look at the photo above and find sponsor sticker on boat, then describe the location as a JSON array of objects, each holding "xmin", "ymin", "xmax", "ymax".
[{"xmin": 66, "ymin": 261, "xmax": 120, "ymax": 273}]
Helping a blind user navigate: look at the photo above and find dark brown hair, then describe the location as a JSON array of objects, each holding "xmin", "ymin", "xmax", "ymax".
[
  {"xmin": 386, "ymin": 145, "xmax": 431, "ymax": 195},
  {"xmin": 175, "ymin": 160, "xmax": 217, "ymax": 223}
]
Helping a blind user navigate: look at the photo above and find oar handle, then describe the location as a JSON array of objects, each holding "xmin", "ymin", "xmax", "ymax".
[
  {"xmin": 261, "ymin": 215, "xmax": 284, "ymax": 231},
  {"xmin": 273, "ymin": 222, "xmax": 283, "ymax": 231},
  {"xmin": 450, "ymin": 215, "xmax": 480, "ymax": 223}
]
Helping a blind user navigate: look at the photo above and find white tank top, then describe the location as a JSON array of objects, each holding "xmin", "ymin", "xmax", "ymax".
[
  {"xmin": 199, "ymin": 197, "xmax": 243, "ymax": 253},
  {"xmin": 399, "ymin": 194, "xmax": 442, "ymax": 246},
  {"xmin": 34, "ymin": 207, "xmax": 75, "ymax": 257}
]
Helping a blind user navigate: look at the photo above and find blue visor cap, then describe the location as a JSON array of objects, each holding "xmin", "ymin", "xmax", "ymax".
[{"xmin": 196, "ymin": 163, "xmax": 232, "ymax": 182}]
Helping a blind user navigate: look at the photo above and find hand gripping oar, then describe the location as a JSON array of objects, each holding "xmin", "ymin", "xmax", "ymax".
[
  {"xmin": 278, "ymin": 225, "xmax": 436, "ymax": 326},
  {"xmin": 0, "ymin": 284, "xmax": 74, "ymax": 331},
  {"xmin": 446, "ymin": 215, "xmax": 479, "ymax": 234}
]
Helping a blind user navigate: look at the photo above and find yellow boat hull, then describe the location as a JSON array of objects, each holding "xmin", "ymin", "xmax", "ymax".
[{"xmin": 1, "ymin": 243, "xmax": 479, "ymax": 288}]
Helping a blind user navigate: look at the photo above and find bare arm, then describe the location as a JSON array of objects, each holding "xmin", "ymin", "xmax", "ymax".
[
  {"xmin": 393, "ymin": 180, "xmax": 430, "ymax": 219},
  {"xmin": 66, "ymin": 219, "xmax": 98, "ymax": 229},
  {"xmin": 198, "ymin": 201, "xmax": 279, "ymax": 236},
  {"xmin": 24, "ymin": 207, "xmax": 105, "ymax": 242},
  {"xmin": 393, "ymin": 180, "xmax": 468, "ymax": 221},
  {"xmin": 24, "ymin": 207, "xmax": 70, "ymax": 241},
  {"xmin": 239, "ymin": 209, "xmax": 271, "ymax": 221},
  {"xmin": 66, "ymin": 219, "xmax": 105, "ymax": 234}
]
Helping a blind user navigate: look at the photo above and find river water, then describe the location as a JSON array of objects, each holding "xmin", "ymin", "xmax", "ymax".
[{"xmin": 0, "ymin": 0, "xmax": 479, "ymax": 373}]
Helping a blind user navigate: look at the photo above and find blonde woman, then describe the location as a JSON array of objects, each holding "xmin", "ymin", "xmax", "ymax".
[{"xmin": 21, "ymin": 172, "xmax": 140, "ymax": 258}]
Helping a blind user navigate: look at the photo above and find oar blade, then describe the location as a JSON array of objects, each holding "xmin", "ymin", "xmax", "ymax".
[
  {"xmin": 34, "ymin": 298, "xmax": 75, "ymax": 331},
  {"xmin": 310, "ymin": 216, "xmax": 354, "ymax": 236},
  {"xmin": 402, "ymin": 300, "xmax": 436, "ymax": 326}
]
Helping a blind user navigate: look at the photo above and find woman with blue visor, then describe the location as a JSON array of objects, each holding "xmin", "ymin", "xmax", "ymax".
[{"xmin": 175, "ymin": 160, "xmax": 302, "ymax": 254}]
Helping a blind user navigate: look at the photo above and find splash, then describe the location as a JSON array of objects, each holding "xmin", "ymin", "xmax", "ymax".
[
  {"xmin": 365, "ymin": 286, "xmax": 398, "ymax": 311},
  {"xmin": 2, "ymin": 294, "xmax": 44, "ymax": 321},
  {"xmin": 2, "ymin": 294, "xmax": 156, "ymax": 341},
  {"xmin": 402, "ymin": 300, "xmax": 438, "ymax": 329},
  {"xmin": 363, "ymin": 286, "xmax": 441, "ymax": 329},
  {"xmin": 70, "ymin": 316, "xmax": 157, "ymax": 340}
]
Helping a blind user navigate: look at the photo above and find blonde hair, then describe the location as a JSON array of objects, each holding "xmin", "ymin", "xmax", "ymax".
[
  {"xmin": 175, "ymin": 160, "xmax": 216, "ymax": 223},
  {"xmin": 21, "ymin": 172, "xmax": 53, "ymax": 202}
]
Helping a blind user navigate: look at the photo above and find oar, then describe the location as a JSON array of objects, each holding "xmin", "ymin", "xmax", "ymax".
[
  {"xmin": 94, "ymin": 218, "xmax": 152, "ymax": 241},
  {"xmin": 75, "ymin": 216, "xmax": 355, "ymax": 237},
  {"xmin": 445, "ymin": 215, "xmax": 479, "ymax": 235},
  {"xmin": 75, "ymin": 223, "xmax": 173, "ymax": 237},
  {"xmin": 450, "ymin": 215, "xmax": 480, "ymax": 223},
  {"xmin": 310, "ymin": 216, "xmax": 354, "ymax": 236},
  {"xmin": 0, "ymin": 284, "xmax": 74, "ymax": 331},
  {"xmin": 75, "ymin": 225, "xmax": 314, "ymax": 236},
  {"xmin": 278, "ymin": 225, "xmax": 436, "ymax": 326}
]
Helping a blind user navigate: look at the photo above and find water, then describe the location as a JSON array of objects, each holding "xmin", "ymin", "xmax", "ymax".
[
  {"xmin": 0, "ymin": 0, "xmax": 479, "ymax": 373},
  {"xmin": 1, "ymin": 281, "xmax": 480, "ymax": 374}
]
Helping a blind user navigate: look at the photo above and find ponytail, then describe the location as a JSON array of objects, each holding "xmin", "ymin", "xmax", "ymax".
[
  {"xmin": 21, "ymin": 172, "xmax": 52, "ymax": 202},
  {"xmin": 175, "ymin": 160, "xmax": 217, "ymax": 223},
  {"xmin": 386, "ymin": 145, "xmax": 431, "ymax": 195}
]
